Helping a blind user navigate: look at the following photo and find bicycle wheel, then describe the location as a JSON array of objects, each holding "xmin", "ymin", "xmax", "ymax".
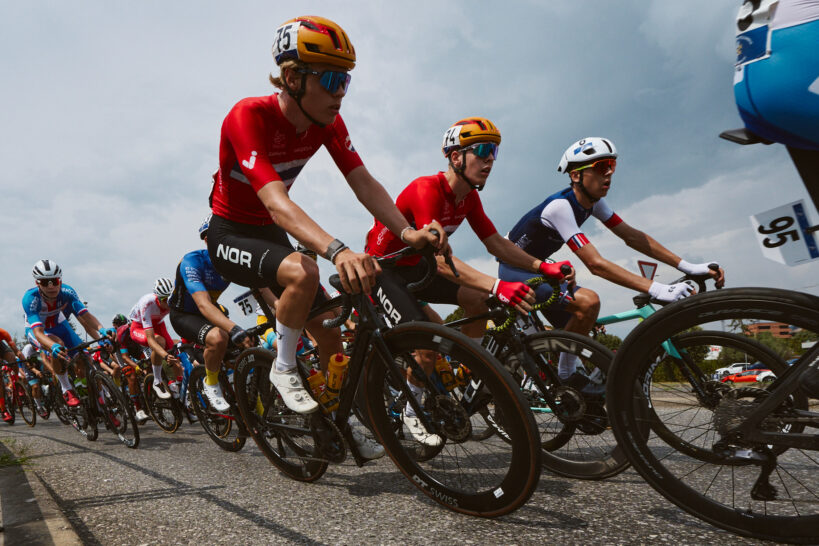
[
  {"xmin": 365, "ymin": 322, "xmax": 541, "ymax": 517},
  {"xmin": 143, "ymin": 373, "xmax": 182, "ymax": 433},
  {"xmin": 234, "ymin": 348, "xmax": 328, "ymax": 482},
  {"xmin": 644, "ymin": 330, "xmax": 799, "ymax": 463},
  {"xmin": 3, "ymin": 383, "xmax": 15, "ymax": 425},
  {"xmin": 500, "ymin": 331, "xmax": 628, "ymax": 480},
  {"xmin": 608, "ymin": 287, "xmax": 819, "ymax": 543},
  {"xmin": 51, "ymin": 385, "xmax": 71, "ymax": 425},
  {"xmin": 15, "ymin": 382, "xmax": 36, "ymax": 427},
  {"xmin": 92, "ymin": 372, "xmax": 139, "ymax": 448},
  {"xmin": 189, "ymin": 366, "xmax": 246, "ymax": 452}
]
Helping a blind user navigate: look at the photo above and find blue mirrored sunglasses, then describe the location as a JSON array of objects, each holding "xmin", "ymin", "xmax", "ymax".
[
  {"xmin": 299, "ymin": 68, "xmax": 351, "ymax": 95},
  {"xmin": 464, "ymin": 142, "xmax": 499, "ymax": 160}
]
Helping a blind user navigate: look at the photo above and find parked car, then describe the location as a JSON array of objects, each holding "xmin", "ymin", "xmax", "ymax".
[
  {"xmin": 720, "ymin": 369, "xmax": 777, "ymax": 384},
  {"xmin": 712, "ymin": 362, "xmax": 752, "ymax": 380}
]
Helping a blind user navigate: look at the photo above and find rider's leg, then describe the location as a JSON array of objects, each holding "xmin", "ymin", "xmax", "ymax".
[
  {"xmin": 304, "ymin": 313, "xmax": 343, "ymax": 372},
  {"xmin": 457, "ymin": 286, "xmax": 490, "ymax": 342},
  {"xmin": 203, "ymin": 327, "xmax": 228, "ymax": 385},
  {"xmin": 274, "ymin": 252, "xmax": 320, "ymax": 373},
  {"xmin": 557, "ymin": 288, "xmax": 600, "ymax": 379}
]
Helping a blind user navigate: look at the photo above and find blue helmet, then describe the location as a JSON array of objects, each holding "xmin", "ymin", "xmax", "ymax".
[{"xmin": 199, "ymin": 214, "xmax": 212, "ymax": 240}]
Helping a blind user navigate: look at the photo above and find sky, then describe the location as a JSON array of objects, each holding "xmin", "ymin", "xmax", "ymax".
[{"xmin": 1, "ymin": 1, "xmax": 817, "ymax": 342}]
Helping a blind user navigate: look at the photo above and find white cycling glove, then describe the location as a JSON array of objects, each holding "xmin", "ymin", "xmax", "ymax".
[
  {"xmin": 649, "ymin": 281, "xmax": 694, "ymax": 303},
  {"xmin": 677, "ymin": 259, "xmax": 716, "ymax": 276}
]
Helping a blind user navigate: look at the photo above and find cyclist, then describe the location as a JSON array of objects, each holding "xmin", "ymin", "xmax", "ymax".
[
  {"xmin": 22, "ymin": 260, "xmax": 116, "ymax": 407},
  {"xmin": 128, "ymin": 278, "xmax": 181, "ymax": 400},
  {"xmin": 0, "ymin": 328, "xmax": 25, "ymax": 421},
  {"xmin": 500, "ymin": 137, "xmax": 724, "ymax": 389},
  {"xmin": 365, "ymin": 117, "xmax": 572, "ymax": 445},
  {"xmin": 19, "ymin": 343, "xmax": 47, "ymax": 415},
  {"xmin": 206, "ymin": 15, "xmax": 445, "ymax": 422},
  {"xmin": 168, "ymin": 215, "xmax": 257, "ymax": 412}
]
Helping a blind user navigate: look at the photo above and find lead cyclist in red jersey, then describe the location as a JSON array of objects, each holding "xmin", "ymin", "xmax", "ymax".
[{"xmin": 207, "ymin": 15, "xmax": 446, "ymax": 415}]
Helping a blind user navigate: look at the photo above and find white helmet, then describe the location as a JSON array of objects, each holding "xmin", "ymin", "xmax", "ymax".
[
  {"xmin": 32, "ymin": 259, "xmax": 62, "ymax": 280},
  {"xmin": 557, "ymin": 137, "xmax": 617, "ymax": 173},
  {"xmin": 153, "ymin": 277, "xmax": 174, "ymax": 298}
]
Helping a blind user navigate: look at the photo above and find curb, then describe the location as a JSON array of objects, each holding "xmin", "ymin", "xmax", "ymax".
[{"xmin": 0, "ymin": 441, "xmax": 81, "ymax": 545}]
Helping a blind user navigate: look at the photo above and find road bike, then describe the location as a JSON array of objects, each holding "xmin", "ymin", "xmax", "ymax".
[
  {"xmin": 52, "ymin": 338, "xmax": 140, "ymax": 448},
  {"xmin": 446, "ymin": 275, "xmax": 623, "ymax": 480},
  {"xmin": 233, "ymin": 245, "xmax": 542, "ymax": 517},
  {"xmin": 606, "ymin": 287, "xmax": 819, "ymax": 543},
  {"xmin": 1, "ymin": 362, "xmax": 37, "ymax": 427}
]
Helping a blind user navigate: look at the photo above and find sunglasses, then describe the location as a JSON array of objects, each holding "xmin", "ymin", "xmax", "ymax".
[
  {"xmin": 464, "ymin": 142, "xmax": 499, "ymax": 160},
  {"xmin": 572, "ymin": 157, "xmax": 616, "ymax": 175},
  {"xmin": 298, "ymin": 68, "xmax": 352, "ymax": 95},
  {"xmin": 37, "ymin": 278, "xmax": 61, "ymax": 287}
]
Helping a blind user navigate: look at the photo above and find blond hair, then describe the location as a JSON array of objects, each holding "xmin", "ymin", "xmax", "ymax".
[{"xmin": 269, "ymin": 59, "xmax": 309, "ymax": 91}]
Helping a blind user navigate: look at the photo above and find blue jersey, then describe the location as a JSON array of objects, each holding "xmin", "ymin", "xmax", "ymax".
[
  {"xmin": 22, "ymin": 284, "xmax": 87, "ymax": 330},
  {"xmin": 169, "ymin": 249, "xmax": 231, "ymax": 314},
  {"xmin": 506, "ymin": 187, "xmax": 621, "ymax": 260}
]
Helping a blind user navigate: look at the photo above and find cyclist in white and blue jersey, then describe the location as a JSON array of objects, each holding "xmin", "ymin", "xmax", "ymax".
[
  {"xmin": 22, "ymin": 260, "xmax": 116, "ymax": 407},
  {"xmin": 499, "ymin": 138, "xmax": 725, "ymax": 388}
]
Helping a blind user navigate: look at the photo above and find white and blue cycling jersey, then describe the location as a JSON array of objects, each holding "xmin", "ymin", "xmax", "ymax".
[
  {"xmin": 505, "ymin": 186, "xmax": 622, "ymax": 260},
  {"xmin": 22, "ymin": 285, "xmax": 87, "ymax": 351},
  {"xmin": 168, "ymin": 249, "xmax": 231, "ymax": 315}
]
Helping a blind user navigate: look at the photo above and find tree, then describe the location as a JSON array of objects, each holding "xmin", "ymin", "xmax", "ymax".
[
  {"xmin": 595, "ymin": 333, "xmax": 622, "ymax": 353},
  {"xmin": 444, "ymin": 307, "xmax": 465, "ymax": 324}
]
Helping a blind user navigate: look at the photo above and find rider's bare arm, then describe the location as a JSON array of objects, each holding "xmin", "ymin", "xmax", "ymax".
[
  {"xmin": 575, "ymin": 243, "xmax": 653, "ymax": 293},
  {"xmin": 435, "ymin": 255, "xmax": 535, "ymax": 313},
  {"xmin": 610, "ymin": 221, "xmax": 725, "ymax": 287},
  {"xmin": 77, "ymin": 312, "xmax": 104, "ymax": 339},
  {"xmin": 192, "ymin": 291, "xmax": 238, "ymax": 334},
  {"xmin": 346, "ymin": 166, "xmax": 447, "ymax": 252},
  {"xmin": 482, "ymin": 233, "xmax": 576, "ymax": 284}
]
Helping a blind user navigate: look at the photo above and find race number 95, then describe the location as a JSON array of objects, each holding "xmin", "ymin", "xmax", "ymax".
[{"xmin": 757, "ymin": 216, "xmax": 799, "ymax": 248}]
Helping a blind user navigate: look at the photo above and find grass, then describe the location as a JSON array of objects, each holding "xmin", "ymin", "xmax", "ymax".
[{"xmin": 0, "ymin": 437, "xmax": 31, "ymax": 468}]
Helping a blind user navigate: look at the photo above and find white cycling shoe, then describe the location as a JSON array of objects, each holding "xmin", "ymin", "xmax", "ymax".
[
  {"xmin": 268, "ymin": 367, "xmax": 318, "ymax": 414},
  {"xmin": 153, "ymin": 381, "xmax": 171, "ymax": 400},
  {"xmin": 402, "ymin": 412, "xmax": 443, "ymax": 447},
  {"xmin": 350, "ymin": 428, "xmax": 385, "ymax": 460},
  {"xmin": 202, "ymin": 381, "xmax": 230, "ymax": 413},
  {"xmin": 135, "ymin": 409, "xmax": 150, "ymax": 424}
]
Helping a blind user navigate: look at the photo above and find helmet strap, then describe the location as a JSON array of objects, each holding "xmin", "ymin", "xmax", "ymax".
[
  {"xmin": 450, "ymin": 150, "xmax": 484, "ymax": 191},
  {"xmin": 289, "ymin": 73, "xmax": 327, "ymax": 128},
  {"xmin": 572, "ymin": 171, "xmax": 600, "ymax": 204}
]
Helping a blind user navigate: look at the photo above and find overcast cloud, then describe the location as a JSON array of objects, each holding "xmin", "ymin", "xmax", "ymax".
[{"xmin": 1, "ymin": 1, "xmax": 816, "ymax": 340}]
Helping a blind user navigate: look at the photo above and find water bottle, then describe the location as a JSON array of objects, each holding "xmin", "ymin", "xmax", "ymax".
[
  {"xmin": 324, "ymin": 353, "xmax": 349, "ymax": 412},
  {"xmin": 434, "ymin": 358, "xmax": 456, "ymax": 391}
]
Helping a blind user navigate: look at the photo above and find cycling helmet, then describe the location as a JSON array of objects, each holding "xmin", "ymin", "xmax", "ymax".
[
  {"xmin": 153, "ymin": 277, "xmax": 174, "ymax": 298},
  {"xmin": 557, "ymin": 137, "xmax": 617, "ymax": 173},
  {"xmin": 112, "ymin": 314, "xmax": 128, "ymax": 328},
  {"xmin": 442, "ymin": 117, "xmax": 501, "ymax": 157},
  {"xmin": 198, "ymin": 213, "xmax": 211, "ymax": 240},
  {"xmin": 273, "ymin": 16, "xmax": 355, "ymax": 70},
  {"xmin": 32, "ymin": 259, "xmax": 62, "ymax": 280}
]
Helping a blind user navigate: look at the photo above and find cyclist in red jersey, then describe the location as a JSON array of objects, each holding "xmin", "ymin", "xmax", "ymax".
[
  {"xmin": 207, "ymin": 16, "xmax": 446, "ymax": 417},
  {"xmin": 365, "ymin": 117, "xmax": 573, "ymax": 445},
  {"xmin": 0, "ymin": 328, "xmax": 24, "ymax": 421}
]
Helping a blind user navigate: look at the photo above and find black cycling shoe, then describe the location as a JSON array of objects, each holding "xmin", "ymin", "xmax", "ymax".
[{"xmin": 565, "ymin": 370, "xmax": 606, "ymax": 398}]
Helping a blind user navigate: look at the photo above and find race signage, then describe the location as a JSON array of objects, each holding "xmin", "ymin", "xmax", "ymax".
[
  {"xmin": 233, "ymin": 289, "xmax": 256, "ymax": 316},
  {"xmin": 750, "ymin": 200, "xmax": 819, "ymax": 266}
]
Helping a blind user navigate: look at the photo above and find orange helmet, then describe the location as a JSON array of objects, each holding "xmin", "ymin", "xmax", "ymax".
[
  {"xmin": 442, "ymin": 117, "xmax": 501, "ymax": 156},
  {"xmin": 273, "ymin": 16, "xmax": 355, "ymax": 70}
]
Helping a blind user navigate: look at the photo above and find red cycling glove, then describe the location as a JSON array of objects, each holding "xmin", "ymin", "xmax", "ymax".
[
  {"xmin": 492, "ymin": 280, "xmax": 530, "ymax": 307},
  {"xmin": 538, "ymin": 260, "xmax": 572, "ymax": 280}
]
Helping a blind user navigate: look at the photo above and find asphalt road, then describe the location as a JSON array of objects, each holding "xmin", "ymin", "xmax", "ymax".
[{"xmin": 0, "ymin": 415, "xmax": 777, "ymax": 546}]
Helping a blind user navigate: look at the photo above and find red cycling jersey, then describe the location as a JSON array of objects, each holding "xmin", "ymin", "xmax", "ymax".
[
  {"xmin": 211, "ymin": 93, "xmax": 364, "ymax": 225},
  {"xmin": 365, "ymin": 172, "xmax": 498, "ymax": 265}
]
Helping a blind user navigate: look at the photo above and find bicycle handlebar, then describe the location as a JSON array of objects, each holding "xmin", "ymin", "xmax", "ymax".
[
  {"xmin": 636, "ymin": 262, "xmax": 721, "ymax": 307},
  {"xmin": 487, "ymin": 275, "xmax": 562, "ymax": 333},
  {"xmin": 322, "ymin": 230, "xmax": 449, "ymax": 329}
]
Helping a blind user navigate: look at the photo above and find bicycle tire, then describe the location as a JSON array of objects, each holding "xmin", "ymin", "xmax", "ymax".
[
  {"xmin": 607, "ymin": 287, "xmax": 819, "ymax": 543},
  {"xmin": 501, "ymin": 331, "xmax": 629, "ymax": 480},
  {"xmin": 234, "ymin": 348, "xmax": 328, "ymax": 482},
  {"xmin": 52, "ymin": 386, "xmax": 71, "ymax": 425},
  {"xmin": 143, "ymin": 373, "xmax": 182, "ymax": 433},
  {"xmin": 15, "ymin": 382, "xmax": 36, "ymax": 427},
  {"xmin": 188, "ymin": 366, "xmax": 246, "ymax": 452},
  {"xmin": 3, "ymin": 382, "xmax": 15, "ymax": 425},
  {"xmin": 93, "ymin": 372, "xmax": 139, "ymax": 448},
  {"xmin": 364, "ymin": 322, "xmax": 541, "ymax": 517}
]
